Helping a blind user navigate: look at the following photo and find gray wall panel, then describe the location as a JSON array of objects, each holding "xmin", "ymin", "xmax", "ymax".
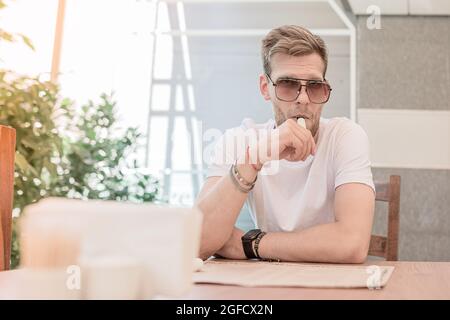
[{"xmin": 357, "ymin": 16, "xmax": 450, "ymax": 110}]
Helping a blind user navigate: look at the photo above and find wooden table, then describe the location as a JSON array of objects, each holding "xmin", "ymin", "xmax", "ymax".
[
  {"xmin": 0, "ymin": 261, "xmax": 449, "ymax": 299},
  {"xmin": 184, "ymin": 261, "xmax": 450, "ymax": 300}
]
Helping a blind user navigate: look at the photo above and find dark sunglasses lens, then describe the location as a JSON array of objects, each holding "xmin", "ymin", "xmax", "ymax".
[
  {"xmin": 307, "ymin": 82, "xmax": 330, "ymax": 103},
  {"xmin": 275, "ymin": 79, "xmax": 300, "ymax": 101}
]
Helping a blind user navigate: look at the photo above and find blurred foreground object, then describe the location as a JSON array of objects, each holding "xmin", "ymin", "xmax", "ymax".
[{"xmin": 18, "ymin": 197, "xmax": 202, "ymax": 299}]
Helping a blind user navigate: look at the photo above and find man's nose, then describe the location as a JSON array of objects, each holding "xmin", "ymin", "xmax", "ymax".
[{"xmin": 296, "ymin": 85, "xmax": 310, "ymax": 105}]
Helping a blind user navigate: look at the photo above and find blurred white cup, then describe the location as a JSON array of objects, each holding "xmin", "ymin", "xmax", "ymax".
[{"xmin": 81, "ymin": 256, "xmax": 143, "ymax": 300}]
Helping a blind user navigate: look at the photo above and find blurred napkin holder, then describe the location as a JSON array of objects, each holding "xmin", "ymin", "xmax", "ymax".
[{"xmin": 20, "ymin": 197, "xmax": 202, "ymax": 299}]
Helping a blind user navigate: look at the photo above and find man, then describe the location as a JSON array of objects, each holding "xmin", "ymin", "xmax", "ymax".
[{"xmin": 195, "ymin": 25, "xmax": 375, "ymax": 263}]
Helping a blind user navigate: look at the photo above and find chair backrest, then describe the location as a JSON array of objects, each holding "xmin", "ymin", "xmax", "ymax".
[
  {"xmin": 369, "ymin": 175, "xmax": 401, "ymax": 261},
  {"xmin": 0, "ymin": 125, "xmax": 16, "ymax": 271}
]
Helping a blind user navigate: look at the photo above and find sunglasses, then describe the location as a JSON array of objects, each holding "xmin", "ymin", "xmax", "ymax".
[{"xmin": 266, "ymin": 74, "xmax": 332, "ymax": 104}]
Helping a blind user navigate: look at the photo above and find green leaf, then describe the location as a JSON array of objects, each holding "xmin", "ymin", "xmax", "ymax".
[
  {"xmin": 18, "ymin": 34, "xmax": 35, "ymax": 51},
  {"xmin": 0, "ymin": 29, "xmax": 14, "ymax": 42},
  {"xmin": 15, "ymin": 152, "xmax": 38, "ymax": 177}
]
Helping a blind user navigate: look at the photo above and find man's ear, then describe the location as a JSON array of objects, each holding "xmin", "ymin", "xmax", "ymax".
[{"xmin": 259, "ymin": 74, "xmax": 271, "ymax": 101}]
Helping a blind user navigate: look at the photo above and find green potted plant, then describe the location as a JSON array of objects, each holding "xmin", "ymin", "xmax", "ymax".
[
  {"xmin": 1, "ymin": 78, "xmax": 160, "ymax": 268},
  {"xmin": 52, "ymin": 93, "xmax": 160, "ymax": 204}
]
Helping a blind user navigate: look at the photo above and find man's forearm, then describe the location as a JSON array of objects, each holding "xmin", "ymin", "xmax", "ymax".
[
  {"xmin": 196, "ymin": 163, "xmax": 257, "ymax": 259},
  {"xmin": 258, "ymin": 222, "xmax": 370, "ymax": 264}
]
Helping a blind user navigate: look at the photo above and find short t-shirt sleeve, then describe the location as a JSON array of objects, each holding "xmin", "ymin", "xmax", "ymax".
[
  {"xmin": 333, "ymin": 122, "xmax": 375, "ymax": 193},
  {"xmin": 206, "ymin": 126, "xmax": 248, "ymax": 178},
  {"xmin": 206, "ymin": 132, "xmax": 232, "ymax": 178}
]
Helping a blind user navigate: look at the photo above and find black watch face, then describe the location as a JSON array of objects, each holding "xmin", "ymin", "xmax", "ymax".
[{"xmin": 243, "ymin": 229, "xmax": 261, "ymax": 241}]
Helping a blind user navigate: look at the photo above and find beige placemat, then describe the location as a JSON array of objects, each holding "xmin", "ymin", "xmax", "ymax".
[{"xmin": 193, "ymin": 259, "xmax": 395, "ymax": 289}]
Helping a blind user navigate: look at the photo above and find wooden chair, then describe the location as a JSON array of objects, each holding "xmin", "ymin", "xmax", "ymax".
[
  {"xmin": 369, "ymin": 175, "xmax": 401, "ymax": 261},
  {"xmin": 0, "ymin": 125, "xmax": 16, "ymax": 271}
]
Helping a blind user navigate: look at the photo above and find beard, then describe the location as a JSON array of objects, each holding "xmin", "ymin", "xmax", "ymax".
[{"xmin": 272, "ymin": 104, "xmax": 320, "ymax": 141}]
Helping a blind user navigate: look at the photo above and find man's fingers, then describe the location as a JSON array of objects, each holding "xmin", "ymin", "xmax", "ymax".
[
  {"xmin": 289, "ymin": 122, "xmax": 314, "ymax": 160},
  {"xmin": 287, "ymin": 136, "xmax": 303, "ymax": 161},
  {"xmin": 278, "ymin": 119, "xmax": 317, "ymax": 161},
  {"xmin": 299, "ymin": 126, "xmax": 315, "ymax": 157}
]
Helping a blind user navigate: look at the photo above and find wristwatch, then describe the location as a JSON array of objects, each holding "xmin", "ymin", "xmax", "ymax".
[{"xmin": 241, "ymin": 229, "xmax": 263, "ymax": 259}]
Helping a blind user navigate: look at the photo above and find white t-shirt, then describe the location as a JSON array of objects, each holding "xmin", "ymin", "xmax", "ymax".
[{"xmin": 206, "ymin": 117, "xmax": 375, "ymax": 233}]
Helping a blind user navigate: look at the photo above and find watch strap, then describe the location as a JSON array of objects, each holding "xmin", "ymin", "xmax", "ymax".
[
  {"xmin": 242, "ymin": 229, "xmax": 262, "ymax": 259},
  {"xmin": 254, "ymin": 231, "xmax": 266, "ymax": 259}
]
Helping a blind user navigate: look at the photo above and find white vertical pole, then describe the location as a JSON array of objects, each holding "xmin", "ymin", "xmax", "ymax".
[
  {"xmin": 50, "ymin": 0, "xmax": 66, "ymax": 84},
  {"xmin": 327, "ymin": 0, "xmax": 356, "ymax": 122}
]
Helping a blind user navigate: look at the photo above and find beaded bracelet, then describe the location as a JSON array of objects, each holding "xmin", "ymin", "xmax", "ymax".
[
  {"xmin": 229, "ymin": 164, "xmax": 253, "ymax": 193},
  {"xmin": 233, "ymin": 159, "xmax": 257, "ymax": 186}
]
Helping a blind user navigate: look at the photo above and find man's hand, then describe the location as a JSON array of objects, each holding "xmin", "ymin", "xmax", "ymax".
[
  {"xmin": 215, "ymin": 227, "xmax": 247, "ymax": 260},
  {"xmin": 253, "ymin": 118, "xmax": 316, "ymax": 166},
  {"xmin": 277, "ymin": 118, "xmax": 317, "ymax": 161}
]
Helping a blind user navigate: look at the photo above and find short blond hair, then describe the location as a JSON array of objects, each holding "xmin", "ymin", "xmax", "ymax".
[{"xmin": 261, "ymin": 25, "xmax": 328, "ymax": 77}]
